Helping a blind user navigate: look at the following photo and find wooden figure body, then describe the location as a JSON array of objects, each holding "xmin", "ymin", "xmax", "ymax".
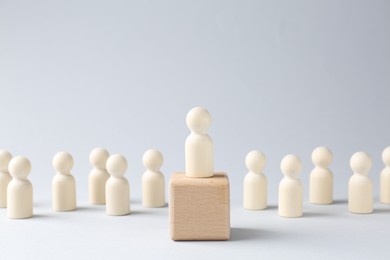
[
  {"xmin": 278, "ymin": 154, "xmax": 303, "ymax": 218},
  {"xmin": 243, "ymin": 150, "xmax": 267, "ymax": 210},
  {"xmin": 309, "ymin": 146, "xmax": 333, "ymax": 204},
  {"xmin": 348, "ymin": 152, "xmax": 373, "ymax": 214},
  {"xmin": 89, "ymin": 147, "xmax": 110, "ymax": 205},
  {"xmin": 185, "ymin": 107, "xmax": 214, "ymax": 178},
  {"xmin": 106, "ymin": 154, "xmax": 130, "ymax": 216},
  {"xmin": 7, "ymin": 156, "xmax": 33, "ymax": 219},
  {"xmin": 380, "ymin": 147, "xmax": 390, "ymax": 204},
  {"xmin": 52, "ymin": 152, "xmax": 76, "ymax": 211},
  {"xmin": 0, "ymin": 150, "xmax": 12, "ymax": 208},
  {"xmin": 142, "ymin": 149, "xmax": 165, "ymax": 208}
]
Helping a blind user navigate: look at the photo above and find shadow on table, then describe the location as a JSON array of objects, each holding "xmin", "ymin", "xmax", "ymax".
[{"xmin": 230, "ymin": 227, "xmax": 276, "ymax": 241}]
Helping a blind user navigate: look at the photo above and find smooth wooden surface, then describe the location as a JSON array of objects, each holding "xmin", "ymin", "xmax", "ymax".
[{"xmin": 169, "ymin": 172, "xmax": 230, "ymax": 241}]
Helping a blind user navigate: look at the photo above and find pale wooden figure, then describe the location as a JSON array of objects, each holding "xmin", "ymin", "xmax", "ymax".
[
  {"xmin": 278, "ymin": 154, "xmax": 303, "ymax": 218},
  {"xmin": 7, "ymin": 156, "xmax": 33, "ymax": 219},
  {"xmin": 0, "ymin": 150, "xmax": 12, "ymax": 208},
  {"xmin": 106, "ymin": 154, "xmax": 130, "ymax": 216},
  {"xmin": 52, "ymin": 152, "xmax": 77, "ymax": 211},
  {"xmin": 309, "ymin": 146, "xmax": 333, "ymax": 204},
  {"xmin": 348, "ymin": 151, "xmax": 373, "ymax": 214},
  {"xmin": 243, "ymin": 150, "xmax": 267, "ymax": 210},
  {"xmin": 142, "ymin": 149, "xmax": 165, "ymax": 208},
  {"xmin": 89, "ymin": 147, "xmax": 110, "ymax": 205},
  {"xmin": 185, "ymin": 107, "xmax": 214, "ymax": 178},
  {"xmin": 380, "ymin": 147, "xmax": 390, "ymax": 204},
  {"xmin": 169, "ymin": 172, "xmax": 230, "ymax": 240}
]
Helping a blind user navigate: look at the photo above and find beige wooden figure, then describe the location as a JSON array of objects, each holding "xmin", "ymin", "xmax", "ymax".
[
  {"xmin": 348, "ymin": 151, "xmax": 373, "ymax": 214},
  {"xmin": 243, "ymin": 150, "xmax": 267, "ymax": 210},
  {"xmin": 106, "ymin": 154, "xmax": 130, "ymax": 216},
  {"xmin": 7, "ymin": 156, "xmax": 33, "ymax": 219},
  {"xmin": 52, "ymin": 152, "xmax": 77, "ymax": 211},
  {"xmin": 309, "ymin": 146, "xmax": 333, "ymax": 204},
  {"xmin": 381, "ymin": 146, "xmax": 390, "ymax": 204},
  {"xmin": 185, "ymin": 107, "xmax": 214, "ymax": 178},
  {"xmin": 89, "ymin": 147, "xmax": 110, "ymax": 205},
  {"xmin": 0, "ymin": 150, "xmax": 12, "ymax": 208},
  {"xmin": 142, "ymin": 149, "xmax": 165, "ymax": 208},
  {"xmin": 278, "ymin": 154, "xmax": 303, "ymax": 218}
]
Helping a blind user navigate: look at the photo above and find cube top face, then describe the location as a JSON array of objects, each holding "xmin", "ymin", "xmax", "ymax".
[{"xmin": 169, "ymin": 172, "xmax": 230, "ymax": 241}]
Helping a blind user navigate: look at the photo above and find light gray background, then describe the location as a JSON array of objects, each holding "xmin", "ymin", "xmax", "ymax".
[{"xmin": 0, "ymin": 0, "xmax": 389, "ymax": 259}]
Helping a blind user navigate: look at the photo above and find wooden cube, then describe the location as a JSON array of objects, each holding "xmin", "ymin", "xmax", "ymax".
[{"xmin": 169, "ymin": 172, "xmax": 230, "ymax": 241}]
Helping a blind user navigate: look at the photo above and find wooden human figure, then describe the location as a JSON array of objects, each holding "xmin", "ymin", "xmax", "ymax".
[
  {"xmin": 52, "ymin": 152, "xmax": 77, "ymax": 211},
  {"xmin": 380, "ymin": 146, "xmax": 390, "ymax": 204},
  {"xmin": 142, "ymin": 149, "xmax": 165, "ymax": 208},
  {"xmin": 185, "ymin": 107, "xmax": 214, "ymax": 178},
  {"xmin": 7, "ymin": 156, "xmax": 33, "ymax": 219},
  {"xmin": 278, "ymin": 154, "xmax": 303, "ymax": 218},
  {"xmin": 0, "ymin": 150, "xmax": 12, "ymax": 208},
  {"xmin": 89, "ymin": 147, "xmax": 110, "ymax": 205},
  {"xmin": 243, "ymin": 150, "xmax": 267, "ymax": 210},
  {"xmin": 309, "ymin": 146, "xmax": 333, "ymax": 204},
  {"xmin": 106, "ymin": 154, "xmax": 130, "ymax": 216},
  {"xmin": 348, "ymin": 151, "xmax": 373, "ymax": 214}
]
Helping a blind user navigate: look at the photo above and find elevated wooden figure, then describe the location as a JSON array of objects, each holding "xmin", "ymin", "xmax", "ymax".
[{"xmin": 169, "ymin": 107, "xmax": 230, "ymax": 241}]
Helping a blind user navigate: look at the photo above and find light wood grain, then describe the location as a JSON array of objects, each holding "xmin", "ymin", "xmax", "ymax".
[{"xmin": 169, "ymin": 172, "xmax": 230, "ymax": 240}]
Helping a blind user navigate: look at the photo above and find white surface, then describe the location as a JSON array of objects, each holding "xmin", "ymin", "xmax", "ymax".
[{"xmin": 1, "ymin": 197, "xmax": 390, "ymax": 259}]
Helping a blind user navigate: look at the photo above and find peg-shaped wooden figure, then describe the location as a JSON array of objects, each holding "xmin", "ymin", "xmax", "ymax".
[
  {"xmin": 142, "ymin": 149, "xmax": 165, "ymax": 208},
  {"xmin": 278, "ymin": 154, "xmax": 303, "ymax": 218},
  {"xmin": 243, "ymin": 150, "xmax": 267, "ymax": 210},
  {"xmin": 380, "ymin": 147, "xmax": 390, "ymax": 204},
  {"xmin": 348, "ymin": 151, "xmax": 373, "ymax": 214},
  {"xmin": 185, "ymin": 107, "xmax": 213, "ymax": 178},
  {"xmin": 52, "ymin": 152, "xmax": 77, "ymax": 211},
  {"xmin": 170, "ymin": 107, "xmax": 230, "ymax": 241},
  {"xmin": 309, "ymin": 146, "xmax": 333, "ymax": 204},
  {"xmin": 0, "ymin": 150, "xmax": 12, "ymax": 208},
  {"xmin": 7, "ymin": 156, "xmax": 33, "ymax": 219},
  {"xmin": 89, "ymin": 147, "xmax": 110, "ymax": 205},
  {"xmin": 106, "ymin": 154, "xmax": 130, "ymax": 216}
]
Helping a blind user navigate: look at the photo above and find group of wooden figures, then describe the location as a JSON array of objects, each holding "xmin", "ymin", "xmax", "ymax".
[
  {"xmin": 244, "ymin": 146, "xmax": 390, "ymax": 217},
  {"xmin": 1, "ymin": 106, "xmax": 387, "ymax": 241},
  {"xmin": 0, "ymin": 147, "xmax": 166, "ymax": 218}
]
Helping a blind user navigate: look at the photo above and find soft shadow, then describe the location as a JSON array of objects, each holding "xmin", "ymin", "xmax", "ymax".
[
  {"xmin": 332, "ymin": 199, "xmax": 348, "ymax": 205},
  {"xmin": 76, "ymin": 206, "xmax": 104, "ymax": 212},
  {"xmin": 374, "ymin": 208, "xmax": 390, "ymax": 214},
  {"xmin": 266, "ymin": 205, "xmax": 278, "ymax": 210},
  {"xmin": 230, "ymin": 227, "xmax": 274, "ymax": 241},
  {"xmin": 302, "ymin": 212, "xmax": 330, "ymax": 218},
  {"xmin": 32, "ymin": 214, "xmax": 51, "ymax": 219}
]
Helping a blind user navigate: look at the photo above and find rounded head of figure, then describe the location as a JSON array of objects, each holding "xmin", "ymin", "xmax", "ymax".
[
  {"xmin": 350, "ymin": 151, "xmax": 372, "ymax": 174},
  {"xmin": 186, "ymin": 107, "xmax": 211, "ymax": 134},
  {"xmin": 0, "ymin": 150, "xmax": 12, "ymax": 173},
  {"xmin": 52, "ymin": 152, "xmax": 73, "ymax": 174},
  {"xmin": 245, "ymin": 150, "xmax": 266, "ymax": 174},
  {"xmin": 9, "ymin": 156, "xmax": 31, "ymax": 180},
  {"xmin": 89, "ymin": 147, "xmax": 109, "ymax": 170},
  {"xmin": 281, "ymin": 154, "xmax": 302, "ymax": 179},
  {"xmin": 382, "ymin": 146, "xmax": 390, "ymax": 167},
  {"xmin": 143, "ymin": 149, "xmax": 163, "ymax": 172},
  {"xmin": 106, "ymin": 154, "xmax": 128, "ymax": 177},
  {"xmin": 311, "ymin": 146, "xmax": 333, "ymax": 168}
]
